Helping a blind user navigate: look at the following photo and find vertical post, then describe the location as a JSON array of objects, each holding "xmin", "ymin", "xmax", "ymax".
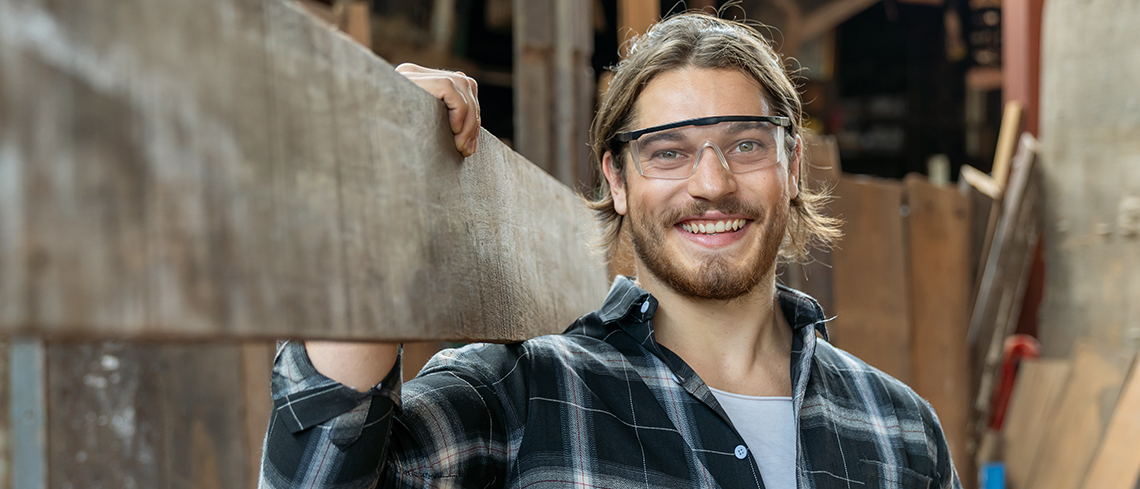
[
  {"xmin": 514, "ymin": 0, "xmax": 595, "ymax": 190},
  {"xmin": 10, "ymin": 339, "xmax": 46, "ymax": 489}
]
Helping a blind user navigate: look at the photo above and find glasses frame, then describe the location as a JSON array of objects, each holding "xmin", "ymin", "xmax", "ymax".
[{"xmin": 610, "ymin": 115, "xmax": 792, "ymax": 180}]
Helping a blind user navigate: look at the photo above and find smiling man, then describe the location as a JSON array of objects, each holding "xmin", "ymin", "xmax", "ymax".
[{"xmin": 261, "ymin": 13, "xmax": 961, "ymax": 489}]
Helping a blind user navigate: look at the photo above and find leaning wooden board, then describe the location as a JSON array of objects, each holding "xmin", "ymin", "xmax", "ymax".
[
  {"xmin": 904, "ymin": 175, "xmax": 972, "ymax": 478},
  {"xmin": 0, "ymin": 0, "xmax": 607, "ymax": 342},
  {"xmin": 830, "ymin": 176, "xmax": 911, "ymax": 384},
  {"xmin": 1081, "ymin": 355, "xmax": 1140, "ymax": 489},
  {"xmin": 1002, "ymin": 358, "xmax": 1071, "ymax": 489},
  {"xmin": 1025, "ymin": 342, "xmax": 1136, "ymax": 489}
]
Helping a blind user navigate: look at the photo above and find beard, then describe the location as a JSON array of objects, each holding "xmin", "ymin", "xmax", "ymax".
[{"xmin": 628, "ymin": 195, "xmax": 787, "ymax": 301}]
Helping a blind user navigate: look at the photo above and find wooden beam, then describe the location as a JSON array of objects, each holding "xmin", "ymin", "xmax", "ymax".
[
  {"xmin": 800, "ymin": 0, "xmax": 880, "ymax": 41},
  {"xmin": 0, "ymin": 0, "xmax": 608, "ymax": 341},
  {"xmin": 513, "ymin": 0, "xmax": 595, "ymax": 190}
]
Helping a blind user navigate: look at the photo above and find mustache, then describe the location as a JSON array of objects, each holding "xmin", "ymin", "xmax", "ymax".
[{"xmin": 658, "ymin": 197, "xmax": 765, "ymax": 225}]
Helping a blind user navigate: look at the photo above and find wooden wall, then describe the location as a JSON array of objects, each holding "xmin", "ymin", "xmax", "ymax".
[{"xmin": 830, "ymin": 174, "xmax": 974, "ymax": 479}]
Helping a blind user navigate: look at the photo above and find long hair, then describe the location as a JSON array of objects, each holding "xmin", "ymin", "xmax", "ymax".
[{"xmin": 585, "ymin": 12, "xmax": 840, "ymax": 266}]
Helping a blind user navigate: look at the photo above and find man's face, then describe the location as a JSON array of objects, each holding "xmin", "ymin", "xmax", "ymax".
[{"xmin": 603, "ymin": 67, "xmax": 799, "ymax": 300}]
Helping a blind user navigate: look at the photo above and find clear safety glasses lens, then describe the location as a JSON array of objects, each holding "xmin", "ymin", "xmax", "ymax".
[{"xmin": 628, "ymin": 121, "xmax": 786, "ymax": 180}]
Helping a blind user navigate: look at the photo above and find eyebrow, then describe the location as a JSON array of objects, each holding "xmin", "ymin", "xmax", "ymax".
[{"xmin": 638, "ymin": 131, "xmax": 686, "ymax": 146}]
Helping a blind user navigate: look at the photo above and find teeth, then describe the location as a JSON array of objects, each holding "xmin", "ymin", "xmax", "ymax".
[{"xmin": 682, "ymin": 219, "xmax": 748, "ymax": 235}]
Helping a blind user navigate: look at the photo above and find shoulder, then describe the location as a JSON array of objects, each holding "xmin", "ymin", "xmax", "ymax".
[
  {"xmin": 416, "ymin": 329, "xmax": 614, "ymax": 384},
  {"xmin": 809, "ymin": 338, "xmax": 943, "ymax": 436}
]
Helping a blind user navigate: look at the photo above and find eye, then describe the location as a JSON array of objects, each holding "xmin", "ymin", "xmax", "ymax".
[
  {"xmin": 736, "ymin": 141, "xmax": 759, "ymax": 153},
  {"xmin": 654, "ymin": 149, "xmax": 682, "ymax": 160}
]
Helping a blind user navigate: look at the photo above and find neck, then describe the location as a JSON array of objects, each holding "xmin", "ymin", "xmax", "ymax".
[{"xmin": 638, "ymin": 264, "xmax": 792, "ymax": 396}]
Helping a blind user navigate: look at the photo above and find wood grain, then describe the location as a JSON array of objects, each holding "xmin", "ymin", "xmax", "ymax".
[
  {"xmin": 0, "ymin": 0, "xmax": 607, "ymax": 342},
  {"xmin": 905, "ymin": 175, "xmax": 972, "ymax": 478},
  {"xmin": 830, "ymin": 176, "xmax": 911, "ymax": 384},
  {"xmin": 1080, "ymin": 356, "xmax": 1140, "ymax": 489},
  {"xmin": 1002, "ymin": 358, "xmax": 1071, "ymax": 489},
  {"xmin": 1024, "ymin": 342, "xmax": 1136, "ymax": 489}
]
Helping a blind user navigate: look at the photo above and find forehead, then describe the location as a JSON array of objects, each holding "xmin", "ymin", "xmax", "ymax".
[{"xmin": 632, "ymin": 67, "xmax": 771, "ymax": 129}]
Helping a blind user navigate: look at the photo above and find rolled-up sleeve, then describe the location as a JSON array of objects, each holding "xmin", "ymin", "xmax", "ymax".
[{"xmin": 259, "ymin": 341, "xmax": 402, "ymax": 489}]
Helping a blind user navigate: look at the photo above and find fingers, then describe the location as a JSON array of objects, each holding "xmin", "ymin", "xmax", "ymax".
[{"xmin": 395, "ymin": 63, "xmax": 482, "ymax": 157}]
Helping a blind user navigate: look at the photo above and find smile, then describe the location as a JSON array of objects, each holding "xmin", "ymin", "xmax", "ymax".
[{"xmin": 679, "ymin": 219, "xmax": 748, "ymax": 235}]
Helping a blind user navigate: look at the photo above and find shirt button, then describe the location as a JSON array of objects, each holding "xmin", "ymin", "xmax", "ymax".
[
  {"xmin": 640, "ymin": 301, "xmax": 650, "ymax": 313},
  {"xmin": 734, "ymin": 445, "xmax": 748, "ymax": 459}
]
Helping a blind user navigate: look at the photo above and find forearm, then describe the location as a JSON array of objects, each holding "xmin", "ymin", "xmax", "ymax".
[{"xmin": 305, "ymin": 341, "xmax": 399, "ymax": 392}]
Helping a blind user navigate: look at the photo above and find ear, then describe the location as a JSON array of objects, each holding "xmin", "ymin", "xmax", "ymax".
[
  {"xmin": 602, "ymin": 151, "xmax": 628, "ymax": 216},
  {"xmin": 787, "ymin": 135, "xmax": 802, "ymax": 201}
]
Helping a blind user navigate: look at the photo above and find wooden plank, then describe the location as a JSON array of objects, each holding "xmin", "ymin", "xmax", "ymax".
[
  {"xmin": 46, "ymin": 343, "xmax": 252, "ymax": 488},
  {"xmin": 1081, "ymin": 356, "xmax": 1140, "ymax": 489},
  {"xmin": 968, "ymin": 134, "xmax": 1041, "ymax": 436},
  {"xmin": 0, "ymin": 0, "xmax": 607, "ymax": 341},
  {"xmin": 1002, "ymin": 358, "xmax": 1070, "ymax": 489},
  {"xmin": 830, "ymin": 176, "xmax": 911, "ymax": 384},
  {"xmin": 1037, "ymin": 0, "xmax": 1140, "ymax": 358},
  {"xmin": 905, "ymin": 174, "xmax": 972, "ymax": 479},
  {"xmin": 1025, "ymin": 342, "xmax": 1136, "ymax": 489},
  {"xmin": 241, "ymin": 342, "xmax": 274, "ymax": 489}
]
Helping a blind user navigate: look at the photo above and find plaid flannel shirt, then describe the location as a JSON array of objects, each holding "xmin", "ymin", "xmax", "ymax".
[{"xmin": 260, "ymin": 277, "xmax": 961, "ymax": 488}]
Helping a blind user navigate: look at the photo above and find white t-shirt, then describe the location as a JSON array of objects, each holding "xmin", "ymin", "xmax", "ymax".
[{"xmin": 708, "ymin": 387, "xmax": 796, "ymax": 489}]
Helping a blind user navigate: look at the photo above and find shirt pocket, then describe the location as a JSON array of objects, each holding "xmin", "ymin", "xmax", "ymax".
[{"xmin": 860, "ymin": 460, "xmax": 933, "ymax": 489}]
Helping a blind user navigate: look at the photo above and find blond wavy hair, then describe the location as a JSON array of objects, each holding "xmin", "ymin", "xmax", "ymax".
[{"xmin": 586, "ymin": 12, "xmax": 841, "ymax": 265}]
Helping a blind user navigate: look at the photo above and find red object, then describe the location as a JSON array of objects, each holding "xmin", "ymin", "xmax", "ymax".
[{"xmin": 989, "ymin": 335, "xmax": 1041, "ymax": 431}]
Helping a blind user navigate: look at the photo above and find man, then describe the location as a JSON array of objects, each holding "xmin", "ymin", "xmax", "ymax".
[{"xmin": 261, "ymin": 13, "xmax": 961, "ymax": 489}]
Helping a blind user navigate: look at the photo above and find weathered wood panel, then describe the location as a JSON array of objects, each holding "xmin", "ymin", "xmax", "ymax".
[
  {"xmin": 1025, "ymin": 342, "xmax": 1135, "ymax": 489},
  {"xmin": 0, "ymin": 0, "xmax": 607, "ymax": 341},
  {"xmin": 905, "ymin": 175, "xmax": 972, "ymax": 479},
  {"xmin": 46, "ymin": 343, "xmax": 256, "ymax": 489},
  {"xmin": 830, "ymin": 176, "xmax": 911, "ymax": 384},
  {"xmin": 1002, "ymin": 358, "xmax": 1070, "ymax": 489},
  {"xmin": 1037, "ymin": 0, "xmax": 1140, "ymax": 358}
]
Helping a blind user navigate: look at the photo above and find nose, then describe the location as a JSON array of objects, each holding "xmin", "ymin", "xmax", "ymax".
[{"xmin": 686, "ymin": 143, "xmax": 736, "ymax": 201}]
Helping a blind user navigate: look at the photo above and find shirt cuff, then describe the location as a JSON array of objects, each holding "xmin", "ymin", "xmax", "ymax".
[{"xmin": 270, "ymin": 341, "xmax": 402, "ymax": 444}]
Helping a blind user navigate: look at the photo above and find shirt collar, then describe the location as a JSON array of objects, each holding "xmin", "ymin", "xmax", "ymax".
[{"xmin": 598, "ymin": 275, "xmax": 828, "ymax": 341}]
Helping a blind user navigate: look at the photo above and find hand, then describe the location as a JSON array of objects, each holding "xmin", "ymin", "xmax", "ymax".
[{"xmin": 396, "ymin": 63, "xmax": 482, "ymax": 157}]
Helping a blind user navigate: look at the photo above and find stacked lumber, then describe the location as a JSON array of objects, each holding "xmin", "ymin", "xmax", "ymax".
[{"xmin": 1000, "ymin": 343, "xmax": 1140, "ymax": 489}]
